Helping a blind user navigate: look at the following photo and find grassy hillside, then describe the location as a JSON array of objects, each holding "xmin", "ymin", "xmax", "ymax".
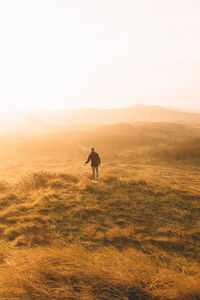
[
  {"xmin": 153, "ymin": 137, "xmax": 200, "ymax": 161},
  {"xmin": 0, "ymin": 122, "xmax": 200, "ymax": 163},
  {"xmin": 0, "ymin": 122, "xmax": 200, "ymax": 299},
  {"xmin": 0, "ymin": 165, "xmax": 200, "ymax": 299}
]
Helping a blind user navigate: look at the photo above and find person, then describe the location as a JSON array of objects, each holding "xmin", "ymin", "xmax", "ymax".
[{"xmin": 85, "ymin": 147, "xmax": 101, "ymax": 180}]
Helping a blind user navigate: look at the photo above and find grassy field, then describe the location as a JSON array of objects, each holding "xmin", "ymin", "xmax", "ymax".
[
  {"xmin": 0, "ymin": 122, "xmax": 200, "ymax": 299},
  {"xmin": 0, "ymin": 157, "xmax": 200, "ymax": 299}
]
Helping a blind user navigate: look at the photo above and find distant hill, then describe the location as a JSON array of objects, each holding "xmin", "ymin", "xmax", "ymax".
[
  {"xmin": 168, "ymin": 106, "xmax": 200, "ymax": 113},
  {"xmin": 1, "ymin": 105, "xmax": 200, "ymax": 135},
  {"xmin": 27, "ymin": 105, "xmax": 200, "ymax": 125}
]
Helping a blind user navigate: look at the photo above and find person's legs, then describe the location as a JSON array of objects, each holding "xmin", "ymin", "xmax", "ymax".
[
  {"xmin": 92, "ymin": 167, "xmax": 95, "ymax": 180},
  {"xmin": 96, "ymin": 166, "xmax": 99, "ymax": 180}
]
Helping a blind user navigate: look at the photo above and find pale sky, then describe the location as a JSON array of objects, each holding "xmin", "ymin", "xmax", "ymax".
[{"xmin": 0, "ymin": 0, "xmax": 200, "ymax": 110}]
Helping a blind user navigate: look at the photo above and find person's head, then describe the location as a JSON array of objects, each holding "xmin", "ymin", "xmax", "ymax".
[{"xmin": 91, "ymin": 147, "xmax": 94, "ymax": 152}]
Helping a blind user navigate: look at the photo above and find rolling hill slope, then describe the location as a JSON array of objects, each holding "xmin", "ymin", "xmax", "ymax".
[{"xmin": 0, "ymin": 171, "xmax": 200, "ymax": 299}]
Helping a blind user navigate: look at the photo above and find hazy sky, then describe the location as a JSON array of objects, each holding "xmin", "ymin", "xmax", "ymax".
[{"xmin": 0, "ymin": 0, "xmax": 200, "ymax": 110}]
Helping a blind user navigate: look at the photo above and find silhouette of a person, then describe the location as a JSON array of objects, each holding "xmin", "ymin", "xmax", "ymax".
[{"xmin": 85, "ymin": 147, "xmax": 101, "ymax": 180}]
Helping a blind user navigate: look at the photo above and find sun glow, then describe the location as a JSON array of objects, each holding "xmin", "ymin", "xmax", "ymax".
[{"xmin": 0, "ymin": 0, "xmax": 200, "ymax": 110}]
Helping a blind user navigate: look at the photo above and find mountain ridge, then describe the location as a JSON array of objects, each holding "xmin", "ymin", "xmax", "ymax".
[{"xmin": 0, "ymin": 105, "xmax": 200, "ymax": 135}]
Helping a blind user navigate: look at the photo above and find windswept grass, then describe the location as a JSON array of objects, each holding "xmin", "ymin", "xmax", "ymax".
[
  {"xmin": 1, "ymin": 246, "xmax": 200, "ymax": 300},
  {"xmin": 16, "ymin": 171, "xmax": 79, "ymax": 191},
  {"xmin": 0, "ymin": 168, "xmax": 200, "ymax": 299}
]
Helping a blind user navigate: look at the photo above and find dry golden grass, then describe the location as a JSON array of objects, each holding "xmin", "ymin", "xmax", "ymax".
[
  {"xmin": 1, "ymin": 245, "xmax": 200, "ymax": 300},
  {"xmin": 0, "ymin": 163, "xmax": 199, "ymax": 299}
]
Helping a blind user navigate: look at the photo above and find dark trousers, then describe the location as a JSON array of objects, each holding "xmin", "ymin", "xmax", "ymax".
[{"xmin": 92, "ymin": 166, "xmax": 99, "ymax": 180}]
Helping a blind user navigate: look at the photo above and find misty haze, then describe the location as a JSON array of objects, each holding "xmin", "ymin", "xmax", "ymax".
[{"xmin": 0, "ymin": 0, "xmax": 200, "ymax": 299}]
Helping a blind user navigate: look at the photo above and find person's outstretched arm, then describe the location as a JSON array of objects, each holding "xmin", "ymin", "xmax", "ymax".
[{"xmin": 85, "ymin": 154, "xmax": 91, "ymax": 164}]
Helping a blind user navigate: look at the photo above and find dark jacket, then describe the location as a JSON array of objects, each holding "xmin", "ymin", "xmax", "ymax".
[{"xmin": 85, "ymin": 151, "xmax": 101, "ymax": 167}]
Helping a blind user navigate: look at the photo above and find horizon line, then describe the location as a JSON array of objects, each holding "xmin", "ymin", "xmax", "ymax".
[{"xmin": 0, "ymin": 104, "xmax": 200, "ymax": 112}]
